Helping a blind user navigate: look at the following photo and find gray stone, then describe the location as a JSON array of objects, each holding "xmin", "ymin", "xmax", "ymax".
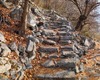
[
  {"xmin": 79, "ymin": 63, "xmax": 84, "ymax": 72},
  {"xmin": 84, "ymin": 38, "xmax": 95, "ymax": 49},
  {"xmin": 43, "ymin": 39, "xmax": 56, "ymax": 45},
  {"xmin": 18, "ymin": 44, "xmax": 25, "ymax": 56},
  {"xmin": 38, "ymin": 47, "xmax": 59, "ymax": 54},
  {"xmin": 27, "ymin": 35, "xmax": 39, "ymax": 43},
  {"xmin": 47, "ymin": 36, "xmax": 59, "ymax": 42},
  {"xmin": 75, "ymin": 65, "xmax": 80, "ymax": 73},
  {"xmin": 55, "ymin": 70, "xmax": 75, "ymax": 78},
  {"xmin": 0, "ymin": 43, "xmax": 11, "ymax": 56},
  {"xmin": 59, "ymin": 40, "xmax": 72, "ymax": 44},
  {"xmin": 0, "ymin": 33, "xmax": 6, "ymax": 42},
  {"xmin": 61, "ymin": 51, "xmax": 79, "ymax": 58},
  {"xmin": 56, "ymin": 58, "xmax": 80, "ymax": 69},
  {"xmin": 26, "ymin": 39, "xmax": 34, "ymax": 52},
  {"xmin": 35, "ymin": 32, "xmax": 41, "ymax": 36},
  {"xmin": 49, "ymin": 54, "xmax": 58, "ymax": 58},
  {"xmin": 60, "ymin": 36, "xmax": 74, "ymax": 40},
  {"xmin": 8, "ymin": 42, "xmax": 17, "ymax": 51},
  {"xmin": 42, "ymin": 59, "xmax": 55, "ymax": 68},
  {"xmin": 61, "ymin": 46, "xmax": 73, "ymax": 51},
  {"xmin": 42, "ymin": 29, "xmax": 56, "ymax": 36},
  {"xmin": 57, "ymin": 31, "xmax": 67, "ymax": 36},
  {"xmin": 36, "ymin": 70, "xmax": 75, "ymax": 79}
]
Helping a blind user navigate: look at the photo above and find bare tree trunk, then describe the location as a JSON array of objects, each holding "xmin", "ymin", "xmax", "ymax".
[
  {"xmin": 21, "ymin": 0, "xmax": 29, "ymax": 35},
  {"xmin": 75, "ymin": 15, "xmax": 87, "ymax": 31}
]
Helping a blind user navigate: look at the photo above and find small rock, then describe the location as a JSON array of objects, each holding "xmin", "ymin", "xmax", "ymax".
[
  {"xmin": 26, "ymin": 39, "xmax": 34, "ymax": 52},
  {"xmin": 79, "ymin": 63, "xmax": 84, "ymax": 72},
  {"xmin": 18, "ymin": 44, "xmax": 25, "ymax": 56},
  {"xmin": 8, "ymin": 42, "xmax": 17, "ymax": 51}
]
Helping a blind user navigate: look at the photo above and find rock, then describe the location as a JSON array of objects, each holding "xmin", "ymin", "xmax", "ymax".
[
  {"xmin": 26, "ymin": 39, "xmax": 34, "ymax": 52},
  {"xmin": 60, "ymin": 36, "xmax": 74, "ymax": 40},
  {"xmin": 47, "ymin": 36, "xmax": 59, "ymax": 42},
  {"xmin": 55, "ymin": 70, "xmax": 75, "ymax": 78},
  {"xmin": 57, "ymin": 31, "xmax": 67, "ymax": 36},
  {"xmin": 73, "ymin": 43, "xmax": 85, "ymax": 57},
  {"xmin": 59, "ymin": 40, "xmax": 72, "ymax": 44},
  {"xmin": 18, "ymin": 44, "xmax": 25, "ymax": 56},
  {"xmin": 36, "ymin": 70, "xmax": 75, "ymax": 79},
  {"xmin": 0, "ymin": 43, "xmax": 11, "ymax": 56},
  {"xmin": 42, "ymin": 59, "xmax": 55, "ymax": 68},
  {"xmin": 61, "ymin": 46, "xmax": 73, "ymax": 51},
  {"xmin": 27, "ymin": 51, "xmax": 36, "ymax": 60},
  {"xmin": 49, "ymin": 54, "xmax": 59, "ymax": 58},
  {"xmin": 43, "ymin": 39, "xmax": 56, "ymax": 45},
  {"xmin": 75, "ymin": 65, "xmax": 80, "ymax": 73},
  {"xmin": 38, "ymin": 47, "xmax": 59, "ymax": 54},
  {"xmin": 84, "ymin": 38, "xmax": 95, "ymax": 49},
  {"xmin": 0, "ymin": 33, "xmax": 6, "ymax": 42},
  {"xmin": 56, "ymin": 58, "xmax": 80, "ymax": 69},
  {"xmin": 79, "ymin": 63, "xmax": 84, "ymax": 72},
  {"xmin": 0, "ymin": 57, "xmax": 11, "ymax": 73},
  {"xmin": 27, "ymin": 35, "xmax": 39, "ymax": 43},
  {"xmin": 42, "ymin": 29, "xmax": 56, "ymax": 36},
  {"xmin": 8, "ymin": 42, "xmax": 17, "ymax": 51},
  {"xmin": 61, "ymin": 51, "xmax": 79, "ymax": 58}
]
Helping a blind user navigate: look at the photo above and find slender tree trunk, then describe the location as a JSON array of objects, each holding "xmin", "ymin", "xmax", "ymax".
[
  {"xmin": 21, "ymin": 0, "xmax": 29, "ymax": 35},
  {"xmin": 75, "ymin": 15, "xmax": 87, "ymax": 31}
]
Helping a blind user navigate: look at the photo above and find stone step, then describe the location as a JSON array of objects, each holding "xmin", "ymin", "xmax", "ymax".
[
  {"xmin": 60, "ymin": 36, "xmax": 74, "ymax": 40},
  {"xmin": 42, "ymin": 59, "xmax": 56, "ymax": 68},
  {"xmin": 47, "ymin": 36, "xmax": 59, "ymax": 42},
  {"xmin": 59, "ymin": 40, "xmax": 72, "ymax": 45},
  {"xmin": 57, "ymin": 31, "xmax": 67, "ymax": 36},
  {"xmin": 61, "ymin": 46, "xmax": 73, "ymax": 51},
  {"xmin": 60, "ymin": 51, "xmax": 79, "ymax": 58},
  {"xmin": 38, "ymin": 46, "xmax": 59, "ymax": 54},
  {"xmin": 36, "ymin": 70, "xmax": 76, "ymax": 80},
  {"xmin": 42, "ymin": 29, "xmax": 57, "ymax": 36},
  {"xmin": 56, "ymin": 58, "xmax": 80, "ymax": 69},
  {"xmin": 42, "ymin": 39, "xmax": 56, "ymax": 45}
]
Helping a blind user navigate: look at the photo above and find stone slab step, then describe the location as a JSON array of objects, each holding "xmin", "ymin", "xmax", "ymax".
[
  {"xmin": 42, "ymin": 39, "xmax": 56, "ymax": 45},
  {"xmin": 56, "ymin": 58, "xmax": 80, "ymax": 69},
  {"xmin": 47, "ymin": 36, "xmax": 59, "ymax": 42},
  {"xmin": 36, "ymin": 70, "xmax": 76, "ymax": 80},
  {"xmin": 61, "ymin": 51, "xmax": 79, "ymax": 58},
  {"xmin": 61, "ymin": 46, "xmax": 73, "ymax": 51},
  {"xmin": 42, "ymin": 29, "xmax": 56, "ymax": 36},
  {"xmin": 38, "ymin": 47, "xmax": 59, "ymax": 54}
]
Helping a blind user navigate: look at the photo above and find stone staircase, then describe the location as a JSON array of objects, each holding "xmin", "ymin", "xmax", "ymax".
[{"xmin": 33, "ymin": 13, "xmax": 95, "ymax": 80}]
